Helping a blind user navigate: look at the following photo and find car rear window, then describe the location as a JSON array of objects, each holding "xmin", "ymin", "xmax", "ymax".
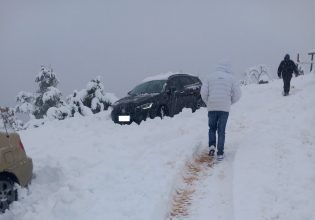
[
  {"xmin": 190, "ymin": 76, "xmax": 200, "ymax": 84},
  {"xmin": 179, "ymin": 77, "xmax": 193, "ymax": 86},
  {"xmin": 181, "ymin": 76, "xmax": 201, "ymax": 87}
]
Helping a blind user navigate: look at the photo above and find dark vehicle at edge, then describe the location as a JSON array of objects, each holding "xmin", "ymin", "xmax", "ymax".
[{"xmin": 111, "ymin": 74, "xmax": 205, "ymax": 124}]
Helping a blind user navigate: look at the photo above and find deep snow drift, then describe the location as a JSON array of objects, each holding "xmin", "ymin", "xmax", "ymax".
[{"xmin": 2, "ymin": 74, "xmax": 315, "ymax": 220}]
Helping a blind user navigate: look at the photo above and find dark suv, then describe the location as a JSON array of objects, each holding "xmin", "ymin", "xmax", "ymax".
[{"xmin": 111, "ymin": 73, "xmax": 205, "ymax": 124}]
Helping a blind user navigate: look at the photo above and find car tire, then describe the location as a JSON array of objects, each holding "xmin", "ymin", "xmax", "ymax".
[{"xmin": 0, "ymin": 176, "xmax": 18, "ymax": 213}]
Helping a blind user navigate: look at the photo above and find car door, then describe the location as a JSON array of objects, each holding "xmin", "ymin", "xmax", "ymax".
[
  {"xmin": 178, "ymin": 76, "xmax": 195, "ymax": 108},
  {"xmin": 182, "ymin": 76, "xmax": 202, "ymax": 108},
  {"xmin": 167, "ymin": 77, "xmax": 185, "ymax": 115}
]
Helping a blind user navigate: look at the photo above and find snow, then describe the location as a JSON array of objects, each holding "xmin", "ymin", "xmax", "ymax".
[
  {"xmin": 141, "ymin": 71, "xmax": 197, "ymax": 83},
  {"xmin": 308, "ymin": 49, "xmax": 315, "ymax": 54},
  {"xmin": 243, "ymin": 64, "xmax": 274, "ymax": 85},
  {"xmin": 141, "ymin": 72, "xmax": 176, "ymax": 83},
  {"xmin": 42, "ymin": 87, "xmax": 62, "ymax": 103},
  {"xmin": 102, "ymin": 92, "xmax": 118, "ymax": 104},
  {"xmin": 3, "ymin": 73, "xmax": 315, "ymax": 220},
  {"xmin": 15, "ymin": 102, "xmax": 34, "ymax": 115},
  {"xmin": 185, "ymin": 83, "xmax": 201, "ymax": 90},
  {"xmin": 15, "ymin": 91, "xmax": 35, "ymax": 114},
  {"xmin": 35, "ymin": 66, "xmax": 57, "ymax": 81},
  {"xmin": 46, "ymin": 106, "xmax": 71, "ymax": 120},
  {"xmin": 76, "ymin": 78, "xmax": 118, "ymax": 106},
  {"xmin": 183, "ymin": 73, "xmax": 315, "ymax": 220}
]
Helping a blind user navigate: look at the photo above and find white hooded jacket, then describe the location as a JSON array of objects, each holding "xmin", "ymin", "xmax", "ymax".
[{"xmin": 201, "ymin": 62, "xmax": 241, "ymax": 112}]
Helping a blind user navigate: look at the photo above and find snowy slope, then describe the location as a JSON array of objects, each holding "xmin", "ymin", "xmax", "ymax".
[
  {"xmin": 180, "ymin": 74, "xmax": 315, "ymax": 220},
  {"xmin": 2, "ymin": 74, "xmax": 315, "ymax": 220},
  {"xmin": 4, "ymin": 110, "xmax": 209, "ymax": 220}
]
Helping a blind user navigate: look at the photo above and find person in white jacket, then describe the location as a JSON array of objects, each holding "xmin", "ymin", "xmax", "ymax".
[{"xmin": 201, "ymin": 61, "xmax": 241, "ymax": 160}]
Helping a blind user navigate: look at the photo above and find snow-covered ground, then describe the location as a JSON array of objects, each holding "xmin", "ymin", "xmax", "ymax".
[
  {"xmin": 2, "ymin": 74, "xmax": 315, "ymax": 220},
  {"xmin": 183, "ymin": 74, "xmax": 315, "ymax": 220}
]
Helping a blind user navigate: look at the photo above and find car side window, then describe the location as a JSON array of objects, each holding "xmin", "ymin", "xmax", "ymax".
[
  {"xmin": 168, "ymin": 77, "xmax": 183, "ymax": 91},
  {"xmin": 190, "ymin": 77, "xmax": 200, "ymax": 84},
  {"xmin": 180, "ymin": 76, "xmax": 193, "ymax": 87}
]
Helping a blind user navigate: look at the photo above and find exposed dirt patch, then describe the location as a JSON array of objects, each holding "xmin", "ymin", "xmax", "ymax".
[{"xmin": 169, "ymin": 150, "xmax": 215, "ymax": 219}]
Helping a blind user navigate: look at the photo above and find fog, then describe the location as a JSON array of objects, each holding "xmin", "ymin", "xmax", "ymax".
[{"xmin": 1, "ymin": 0, "xmax": 314, "ymax": 107}]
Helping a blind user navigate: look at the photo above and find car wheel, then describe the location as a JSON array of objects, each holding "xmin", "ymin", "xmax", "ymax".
[
  {"xmin": 158, "ymin": 105, "xmax": 167, "ymax": 119},
  {"xmin": 0, "ymin": 176, "xmax": 17, "ymax": 213}
]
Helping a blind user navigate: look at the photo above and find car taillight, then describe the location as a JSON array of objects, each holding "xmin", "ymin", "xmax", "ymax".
[{"xmin": 19, "ymin": 140, "xmax": 25, "ymax": 151}]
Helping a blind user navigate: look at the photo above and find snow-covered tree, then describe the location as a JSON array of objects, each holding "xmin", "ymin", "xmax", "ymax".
[
  {"xmin": 15, "ymin": 91, "xmax": 35, "ymax": 118},
  {"xmin": 35, "ymin": 66, "xmax": 58, "ymax": 92},
  {"xmin": 33, "ymin": 66, "xmax": 63, "ymax": 119},
  {"xmin": 80, "ymin": 76, "xmax": 117, "ymax": 114},
  {"xmin": 242, "ymin": 64, "xmax": 273, "ymax": 85}
]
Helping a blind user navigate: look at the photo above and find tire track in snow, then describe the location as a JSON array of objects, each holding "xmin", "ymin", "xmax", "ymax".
[{"xmin": 168, "ymin": 149, "xmax": 215, "ymax": 219}]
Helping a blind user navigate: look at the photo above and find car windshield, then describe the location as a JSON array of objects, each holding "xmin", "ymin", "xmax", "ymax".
[{"xmin": 129, "ymin": 80, "xmax": 166, "ymax": 96}]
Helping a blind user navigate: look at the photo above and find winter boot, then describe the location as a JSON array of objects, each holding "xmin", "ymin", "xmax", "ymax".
[
  {"xmin": 282, "ymin": 91, "xmax": 289, "ymax": 96},
  {"xmin": 208, "ymin": 145, "xmax": 215, "ymax": 157},
  {"xmin": 217, "ymin": 154, "xmax": 224, "ymax": 161}
]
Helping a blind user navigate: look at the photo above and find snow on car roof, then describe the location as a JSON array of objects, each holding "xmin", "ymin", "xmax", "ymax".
[
  {"xmin": 141, "ymin": 72, "xmax": 176, "ymax": 83},
  {"xmin": 141, "ymin": 72, "xmax": 197, "ymax": 83}
]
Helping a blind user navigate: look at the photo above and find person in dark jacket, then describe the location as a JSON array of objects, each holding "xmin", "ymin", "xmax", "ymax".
[{"xmin": 278, "ymin": 54, "xmax": 298, "ymax": 96}]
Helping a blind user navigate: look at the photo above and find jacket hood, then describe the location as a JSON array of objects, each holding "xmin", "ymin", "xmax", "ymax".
[
  {"xmin": 284, "ymin": 54, "xmax": 290, "ymax": 60},
  {"xmin": 215, "ymin": 60, "xmax": 232, "ymax": 74}
]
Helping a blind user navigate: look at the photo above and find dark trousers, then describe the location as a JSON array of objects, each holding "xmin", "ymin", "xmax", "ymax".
[
  {"xmin": 283, "ymin": 75, "xmax": 292, "ymax": 94},
  {"xmin": 208, "ymin": 111, "xmax": 229, "ymax": 155}
]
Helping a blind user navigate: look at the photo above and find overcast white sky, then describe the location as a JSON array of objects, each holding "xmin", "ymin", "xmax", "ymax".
[{"xmin": 1, "ymin": 0, "xmax": 314, "ymax": 107}]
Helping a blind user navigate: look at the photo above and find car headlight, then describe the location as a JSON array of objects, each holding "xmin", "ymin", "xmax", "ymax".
[{"xmin": 138, "ymin": 103, "xmax": 153, "ymax": 110}]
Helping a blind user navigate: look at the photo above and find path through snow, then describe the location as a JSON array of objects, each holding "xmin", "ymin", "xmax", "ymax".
[{"xmin": 169, "ymin": 74, "xmax": 315, "ymax": 220}]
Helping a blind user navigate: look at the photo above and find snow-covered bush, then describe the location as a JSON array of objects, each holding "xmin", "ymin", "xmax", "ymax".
[
  {"xmin": 15, "ymin": 91, "xmax": 35, "ymax": 118},
  {"xmin": 0, "ymin": 107, "xmax": 24, "ymax": 131},
  {"xmin": 242, "ymin": 64, "xmax": 273, "ymax": 85},
  {"xmin": 33, "ymin": 66, "xmax": 63, "ymax": 119},
  {"xmin": 79, "ymin": 77, "xmax": 117, "ymax": 114},
  {"xmin": 14, "ymin": 68, "xmax": 118, "ymax": 126},
  {"xmin": 46, "ymin": 106, "xmax": 71, "ymax": 120},
  {"xmin": 66, "ymin": 90, "xmax": 93, "ymax": 117}
]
